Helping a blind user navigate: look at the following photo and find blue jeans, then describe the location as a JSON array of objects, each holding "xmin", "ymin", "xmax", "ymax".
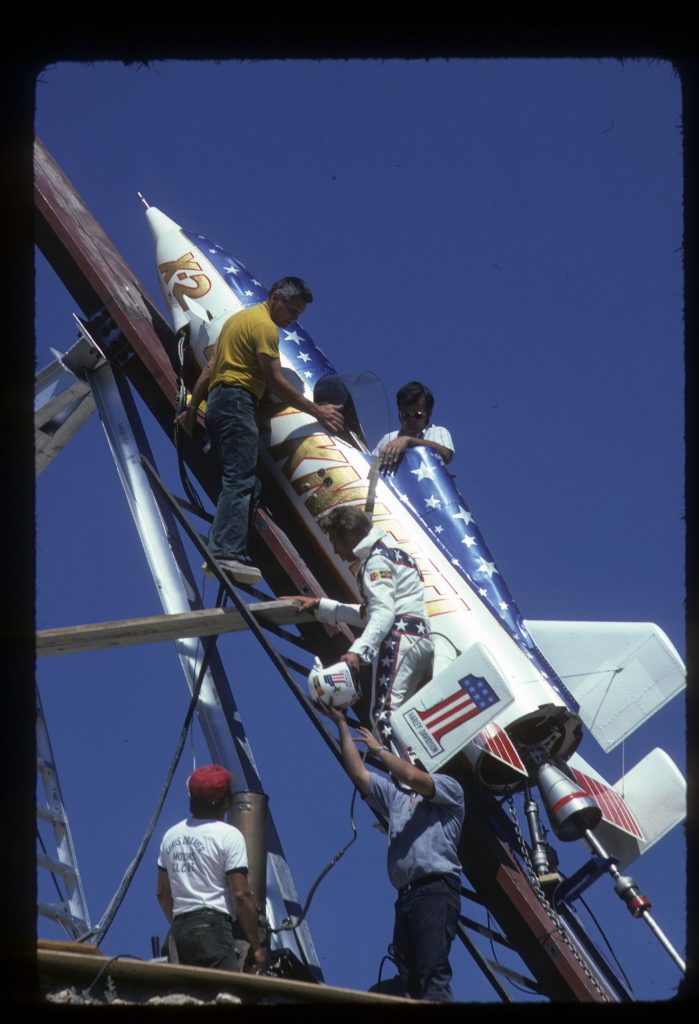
[
  {"xmin": 205, "ymin": 385, "xmax": 259, "ymax": 561},
  {"xmin": 392, "ymin": 877, "xmax": 460, "ymax": 1002},
  {"xmin": 170, "ymin": 908, "xmax": 241, "ymax": 971}
]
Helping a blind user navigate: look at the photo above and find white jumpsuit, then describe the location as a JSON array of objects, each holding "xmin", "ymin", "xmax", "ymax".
[{"xmin": 316, "ymin": 525, "xmax": 434, "ymax": 752}]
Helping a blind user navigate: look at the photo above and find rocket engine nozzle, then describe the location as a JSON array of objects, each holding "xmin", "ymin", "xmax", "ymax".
[{"xmin": 537, "ymin": 761, "xmax": 602, "ymax": 841}]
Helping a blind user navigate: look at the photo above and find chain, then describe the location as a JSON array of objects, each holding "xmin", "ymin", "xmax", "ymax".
[{"xmin": 505, "ymin": 792, "xmax": 610, "ymax": 1003}]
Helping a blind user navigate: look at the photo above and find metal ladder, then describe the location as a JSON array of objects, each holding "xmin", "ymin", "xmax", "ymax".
[{"xmin": 36, "ymin": 687, "xmax": 92, "ymax": 938}]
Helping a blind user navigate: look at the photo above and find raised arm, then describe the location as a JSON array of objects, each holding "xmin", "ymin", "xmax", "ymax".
[
  {"xmin": 257, "ymin": 353, "xmax": 344, "ymax": 434},
  {"xmin": 330, "ymin": 708, "xmax": 372, "ymax": 796},
  {"xmin": 356, "ymin": 726, "xmax": 436, "ymax": 798},
  {"xmin": 345, "ymin": 551, "xmax": 396, "ymax": 665}
]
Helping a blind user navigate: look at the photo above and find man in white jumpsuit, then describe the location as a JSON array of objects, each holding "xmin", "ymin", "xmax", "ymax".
[{"xmin": 290, "ymin": 506, "xmax": 434, "ymax": 753}]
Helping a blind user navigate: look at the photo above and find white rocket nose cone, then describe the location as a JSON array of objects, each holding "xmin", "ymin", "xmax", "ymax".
[{"xmin": 143, "ymin": 206, "xmax": 184, "ymax": 243}]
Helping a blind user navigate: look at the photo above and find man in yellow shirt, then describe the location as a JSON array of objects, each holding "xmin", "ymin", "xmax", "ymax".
[{"xmin": 180, "ymin": 278, "xmax": 343, "ymax": 584}]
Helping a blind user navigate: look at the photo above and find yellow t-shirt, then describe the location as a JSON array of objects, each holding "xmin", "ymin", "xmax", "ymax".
[{"xmin": 209, "ymin": 302, "xmax": 280, "ymax": 399}]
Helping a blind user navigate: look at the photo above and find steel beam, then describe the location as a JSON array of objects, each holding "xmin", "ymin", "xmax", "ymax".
[{"xmin": 82, "ymin": 353, "xmax": 322, "ymax": 978}]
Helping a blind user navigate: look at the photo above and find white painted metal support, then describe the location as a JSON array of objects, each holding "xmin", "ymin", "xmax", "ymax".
[
  {"xmin": 83, "ymin": 352, "xmax": 322, "ymax": 978},
  {"xmin": 38, "ymin": 902, "xmax": 89, "ymax": 933},
  {"xmin": 37, "ymin": 852, "xmax": 79, "ymax": 878},
  {"xmin": 34, "ymin": 346, "xmax": 98, "ymax": 476}
]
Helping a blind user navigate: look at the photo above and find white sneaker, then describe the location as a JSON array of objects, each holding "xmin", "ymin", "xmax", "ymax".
[
  {"xmin": 222, "ymin": 559, "xmax": 262, "ymax": 584},
  {"xmin": 201, "ymin": 559, "xmax": 262, "ymax": 584}
]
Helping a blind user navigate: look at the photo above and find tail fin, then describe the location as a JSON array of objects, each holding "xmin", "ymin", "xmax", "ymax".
[
  {"xmin": 567, "ymin": 749, "xmax": 686, "ymax": 869},
  {"xmin": 524, "ymin": 620, "xmax": 685, "ymax": 751}
]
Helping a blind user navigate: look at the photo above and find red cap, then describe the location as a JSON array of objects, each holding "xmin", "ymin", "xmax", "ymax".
[{"xmin": 187, "ymin": 765, "xmax": 232, "ymax": 802}]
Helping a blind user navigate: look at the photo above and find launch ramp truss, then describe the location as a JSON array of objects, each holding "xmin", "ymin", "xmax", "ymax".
[{"xmin": 34, "ymin": 133, "xmax": 656, "ymax": 1002}]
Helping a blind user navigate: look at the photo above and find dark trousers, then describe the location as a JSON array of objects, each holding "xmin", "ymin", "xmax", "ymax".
[
  {"xmin": 205, "ymin": 385, "xmax": 259, "ymax": 561},
  {"xmin": 392, "ymin": 877, "xmax": 460, "ymax": 1002},
  {"xmin": 170, "ymin": 908, "xmax": 242, "ymax": 971}
]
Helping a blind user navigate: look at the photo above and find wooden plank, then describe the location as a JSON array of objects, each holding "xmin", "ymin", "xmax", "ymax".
[
  {"xmin": 34, "ymin": 136, "xmax": 179, "ymax": 394},
  {"xmin": 39, "ymin": 938, "xmax": 103, "ymax": 957},
  {"xmin": 37, "ymin": 601, "xmax": 321, "ymax": 657},
  {"xmin": 37, "ymin": 945, "xmax": 412, "ymax": 1005}
]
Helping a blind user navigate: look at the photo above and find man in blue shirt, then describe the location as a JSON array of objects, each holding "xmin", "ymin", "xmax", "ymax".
[{"xmin": 329, "ymin": 707, "xmax": 465, "ymax": 1002}]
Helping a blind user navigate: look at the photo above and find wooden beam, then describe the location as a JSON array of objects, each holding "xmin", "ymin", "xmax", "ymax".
[
  {"xmin": 37, "ymin": 942, "xmax": 412, "ymax": 1005},
  {"xmin": 37, "ymin": 601, "xmax": 319, "ymax": 657}
]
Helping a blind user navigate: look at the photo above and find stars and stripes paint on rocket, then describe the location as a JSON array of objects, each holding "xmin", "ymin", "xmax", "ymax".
[
  {"xmin": 571, "ymin": 767, "xmax": 644, "ymax": 839},
  {"xmin": 376, "ymin": 447, "xmax": 579, "ymax": 714},
  {"xmin": 145, "ymin": 201, "xmax": 685, "ymax": 851},
  {"xmin": 187, "ymin": 232, "xmax": 337, "ymax": 385},
  {"xmin": 180, "ymin": 227, "xmax": 577, "ymax": 715}
]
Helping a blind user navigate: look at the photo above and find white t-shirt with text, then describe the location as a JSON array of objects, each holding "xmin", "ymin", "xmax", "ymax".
[{"xmin": 158, "ymin": 817, "xmax": 248, "ymax": 918}]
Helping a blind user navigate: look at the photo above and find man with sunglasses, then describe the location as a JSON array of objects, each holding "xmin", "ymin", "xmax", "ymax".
[
  {"xmin": 178, "ymin": 278, "xmax": 344, "ymax": 584},
  {"xmin": 373, "ymin": 381, "xmax": 454, "ymax": 471}
]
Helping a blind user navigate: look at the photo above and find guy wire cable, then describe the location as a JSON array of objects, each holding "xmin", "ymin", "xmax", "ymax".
[
  {"xmin": 267, "ymin": 658, "xmax": 410, "ymax": 937},
  {"xmin": 80, "ymin": 629, "xmax": 219, "ymax": 946}
]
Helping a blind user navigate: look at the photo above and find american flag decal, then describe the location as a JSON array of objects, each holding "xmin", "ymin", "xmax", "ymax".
[
  {"xmin": 325, "ymin": 672, "xmax": 348, "ymax": 687},
  {"xmin": 572, "ymin": 768, "xmax": 644, "ymax": 840},
  {"xmin": 475, "ymin": 722, "xmax": 527, "ymax": 775},
  {"xmin": 411, "ymin": 675, "xmax": 499, "ymax": 748}
]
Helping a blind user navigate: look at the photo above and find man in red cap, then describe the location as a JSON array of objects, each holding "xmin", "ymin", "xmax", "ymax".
[{"xmin": 157, "ymin": 764, "xmax": 266, "ymax": 974}]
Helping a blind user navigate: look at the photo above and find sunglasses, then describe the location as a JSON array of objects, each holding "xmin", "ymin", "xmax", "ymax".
[{"xmin": 399, "ymin": 410, "xmax": 428, "ymax": 421}]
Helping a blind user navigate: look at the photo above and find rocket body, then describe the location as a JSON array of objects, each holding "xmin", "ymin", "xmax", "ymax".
[{"xmin": 144, "ymin": 205, "xmax": 685, "ymax": 806}]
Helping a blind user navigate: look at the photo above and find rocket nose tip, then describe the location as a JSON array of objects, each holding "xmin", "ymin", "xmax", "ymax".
[
  {"xmin": 137, "ymin": 191, "xmax": 150, "ymax": 209},
  {"xmin": 143, "ymin": 204, "xmax": 184, "ymax": 243}
]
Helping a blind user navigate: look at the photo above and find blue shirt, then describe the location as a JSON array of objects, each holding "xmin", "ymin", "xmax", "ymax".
[{"xmin": 366, "ymin": 773, "xmax": 465, "ymax": 890}]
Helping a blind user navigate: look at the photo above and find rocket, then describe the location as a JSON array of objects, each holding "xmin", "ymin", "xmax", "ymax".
[{"xmin": 142, "ymin": 202, "xmax": 686, "ymax": 873}]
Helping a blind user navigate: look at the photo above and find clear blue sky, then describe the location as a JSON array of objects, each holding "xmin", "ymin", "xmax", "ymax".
[{"xmin": 34, "ymin": 59, "xmax": 685, "ymax": 1002}]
